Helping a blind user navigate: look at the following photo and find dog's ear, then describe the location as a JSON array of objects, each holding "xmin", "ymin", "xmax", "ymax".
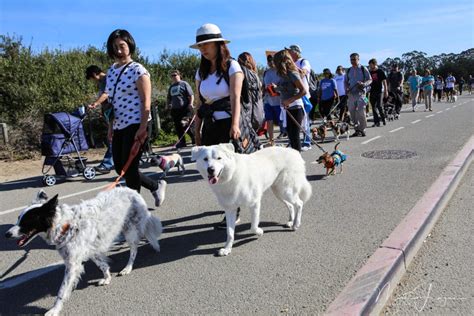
[
  {"xmin": 191, "ymin": 146, "xmax": 204, "ymax": 161},
  {"xmin": 32, "ymin": 190, "xmax": 49, "ymax": 204},
  {"xmin": 219, "ymin": 143, "xmax": 235, "ymax": 155},
  {"xmin": 44, "ymin": 194, "xmax": 59, "ymax": 216}
]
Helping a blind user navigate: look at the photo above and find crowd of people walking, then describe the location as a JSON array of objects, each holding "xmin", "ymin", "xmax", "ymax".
[{"xmin": 85, "ymin": 23, "xmax": 470, "ymax": 225}]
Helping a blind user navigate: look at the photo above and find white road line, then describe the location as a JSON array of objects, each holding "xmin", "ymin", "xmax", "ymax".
[
  {"xmin": 436, "ymin": 111, "xmax": 443, "ymax": 114},
  {"xmin": 389, "ymin": 127, "xmax": 405, "ymax": 133},
  {"xmin": 425, "ymin": 114, "xmax": 435, "ymax": 118},
  {"xmin": 445, "ymin": 108, "xmax": 451, "ymax": 111},
  {"xmin": 361, "ymin": 136, "xmax": 381, "ymax": 145},
  {"xmin": 411, "ymin": 119, "xmax": 421, "ymax": 124},
  {"xmin": 0, "ymin": 262, "xmax": 63, "ymax": 289}
]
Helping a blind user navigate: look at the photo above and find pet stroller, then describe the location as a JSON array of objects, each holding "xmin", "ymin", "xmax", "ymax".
[{"xmin": 41, "ymin": 106, "xmax": 96, "ymax": 186}]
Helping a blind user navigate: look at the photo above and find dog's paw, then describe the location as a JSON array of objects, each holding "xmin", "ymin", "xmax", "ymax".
[
  {"xmin": 285, "ymin": 221, "xmax": 294, "ymax": 229},
  {"xmin": 252, "ymin": 227, "xmax": 264, "ymax": 236},
  {"xmin": 217, "ymin": 248, "xmax": 231, "ymax": 256},
  {"xmin": 118, "ymin": 266, "xmax": 132, "ymax": 276},
  {"xmin": 98, "ymin": 277, "xmax": 111, "ymax": 286}
]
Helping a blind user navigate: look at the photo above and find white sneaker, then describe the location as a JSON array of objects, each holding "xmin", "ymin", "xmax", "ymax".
[
  {"xmin": 301, "ymin": 145, "xmax": 311, "ymax": 152},
  {"xmin": 152, "ymin": 180, "xmax": 167, "ymax": 207}
]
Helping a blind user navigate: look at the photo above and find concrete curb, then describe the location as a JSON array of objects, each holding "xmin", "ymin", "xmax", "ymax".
[{"xmin": 324, "ymin": 135, "xmax": 474, "ymax": 316}]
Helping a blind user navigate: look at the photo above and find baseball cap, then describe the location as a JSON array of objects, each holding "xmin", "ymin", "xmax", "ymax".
[{"xmin": 285, "ymin": 45, "xmax": 301, "ymax": 54}]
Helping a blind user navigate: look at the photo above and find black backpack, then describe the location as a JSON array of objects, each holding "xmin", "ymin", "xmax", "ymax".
[{"xmin": 218, "ymin": 59, "xmax": 261, "ymax": 154}]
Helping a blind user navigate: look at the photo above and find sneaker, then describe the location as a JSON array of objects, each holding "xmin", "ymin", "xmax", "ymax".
[
  {"xmin": 301, "ymin": 145, "xmax": 311, "ymax": 152},
  {"xmin": 277, "ymin": 132, "xmax": 287, "ymax": 139},
  {"xmin": 95, "ymin": 164, "xmax": 112, "ymax": 174},
  {"xmin": 350, "ymin": 131, "xmax": 360, "ymax": 138},
  {"xmin": 360, "ymin": 131, "xmax": 366, "ymax": 137},
  {"xmin": 214, "ymin": 212, "xmax": 241, "ymax": 230},
  {"xmin": 152, "ymin": 180, "xmax": 167, "ymax": 207}
]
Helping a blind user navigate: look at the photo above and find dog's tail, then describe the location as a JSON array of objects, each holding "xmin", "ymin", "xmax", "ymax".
[
  {"xmin": 300, "ymin": 180, "xmax": 312, "ymax": 203},
  {"xmin": 334, "ymin": 142, "xmax": 341, "ymax": 151},
  {"xmin": 144, "ymin": 215, "xmax": 163, "ymax": 252}
]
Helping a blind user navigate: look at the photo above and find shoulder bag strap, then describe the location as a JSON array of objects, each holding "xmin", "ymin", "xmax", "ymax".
[{"xmin": 110, "ymin": 61, "xmax": 133, "ymax": 105}]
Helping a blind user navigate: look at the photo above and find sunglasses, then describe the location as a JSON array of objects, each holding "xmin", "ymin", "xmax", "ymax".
[{"xmin": 171, "ymin": 74, "xmax": 178, "ymax": 77}]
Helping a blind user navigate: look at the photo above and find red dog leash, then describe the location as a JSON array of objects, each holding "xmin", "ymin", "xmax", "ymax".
[{"xmin": 104, "ymin": 138, "xmax": 143, "ymax": 191}]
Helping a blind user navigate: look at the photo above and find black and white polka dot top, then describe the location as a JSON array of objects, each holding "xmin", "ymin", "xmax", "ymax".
[{"xmin": 106, "ymin": 61, "xmax": 150, "ymax": 130}]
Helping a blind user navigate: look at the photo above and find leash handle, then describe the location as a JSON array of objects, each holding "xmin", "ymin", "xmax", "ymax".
[{"xmin": 284, "ymin": 108, "xmax": 326, "ymax": 153}]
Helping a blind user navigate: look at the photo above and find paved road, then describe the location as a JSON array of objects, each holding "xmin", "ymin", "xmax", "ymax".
[
  {"xmin": 1, "ymin": 96, "xmax": 473, "ymax": 315},
  {"xmin": 382, "ymin": 164, "xmax": 473, "ymax": 315}
]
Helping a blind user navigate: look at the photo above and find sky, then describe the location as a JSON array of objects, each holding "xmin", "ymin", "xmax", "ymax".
[{"xmin": 1, "ymin": 0, "xmax": 473, "ymax": 72}]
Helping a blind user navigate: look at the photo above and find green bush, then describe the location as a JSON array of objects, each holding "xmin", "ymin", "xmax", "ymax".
[{"xmin": 0, "ymin": 35, "xmax": 200, "ymax": 159}]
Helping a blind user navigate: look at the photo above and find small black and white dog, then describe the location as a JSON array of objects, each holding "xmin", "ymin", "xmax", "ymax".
[{"xmin": 5, "ymin": 188, "xmax": 162, "ymax": 316}]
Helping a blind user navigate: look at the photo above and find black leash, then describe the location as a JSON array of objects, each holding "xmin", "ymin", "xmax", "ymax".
[{"xmin": 284, "ymin": 108, "xmax": 326, "ymax": 153}]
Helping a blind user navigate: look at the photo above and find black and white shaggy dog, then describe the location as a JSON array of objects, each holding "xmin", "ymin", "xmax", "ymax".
[{"xmin": 5, "ymin": 188, "xmax": 162, "ymax": 316}]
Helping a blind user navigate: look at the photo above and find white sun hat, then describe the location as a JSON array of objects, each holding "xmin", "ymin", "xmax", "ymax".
[{"xmin": 190, "ymin": 23, "xmax": 230, "ymax": 49}]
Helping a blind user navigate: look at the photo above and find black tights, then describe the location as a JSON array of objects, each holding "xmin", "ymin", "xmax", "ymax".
[
  {"xmin": 286, "ymin": 107, "xmax": 304, "ymax": 152},
  {"xmin": 112, "ymin": 124, "xmax": 158, "ymax": 192}
]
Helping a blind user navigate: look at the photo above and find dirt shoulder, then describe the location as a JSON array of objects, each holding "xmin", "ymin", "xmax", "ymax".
[{"xmin": 0, "ymin": 148, "xmax": 106, "ymax": 183}]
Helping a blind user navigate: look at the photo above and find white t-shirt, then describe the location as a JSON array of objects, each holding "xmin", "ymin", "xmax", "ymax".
[
  {"xmin": 195, "ymin": 60, "xmax": 242, "ymax": 120},
  {"xmin": 334, "ymin": 73, "xmax": 346, "ymax": 96},
  {"xmin": 445, "ymin": 76, "xmax": 456, "ymax": 88},
  {"xmin": 106, "ymin": 62, "xmax": 150, "ymax": 130},
  {"xmin": 295, "ymin": 58, "xmax": 311, "ymax": 98}
]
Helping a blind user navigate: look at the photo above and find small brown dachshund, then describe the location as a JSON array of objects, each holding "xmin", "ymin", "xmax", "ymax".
[{"xmin": 316, "ymin": 142, "xmax": 347, "ymax": 176}]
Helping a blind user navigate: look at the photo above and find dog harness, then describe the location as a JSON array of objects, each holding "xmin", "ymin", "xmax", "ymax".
[
  {"xmin": 331, "ymin": 150, "xmax": 347, "ymax": 166},
  {"xmin": 159, "ymin": 156, "xmax": 176, "ymax": 170}
]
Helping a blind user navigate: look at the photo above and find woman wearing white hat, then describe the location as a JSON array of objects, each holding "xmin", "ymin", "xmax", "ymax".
[
  {"xmin": 191, "ymin": 23, "xmax": 243, "ymax": 229},
  {"xmin": 191, "ymin": 23, "xmax": 243, "ymax": 146}
]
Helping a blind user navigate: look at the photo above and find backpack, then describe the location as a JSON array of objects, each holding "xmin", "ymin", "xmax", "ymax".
[
  {"xmin": 217, "ymin": 59, "xmax": 262, "ymax": 154},
  {"xmin": 300, "ymin": 59, "xmax": 319, "ymax": 98},
  {"xmin": 221, "ymin": 60, "xmax": 264, "ymax": 131},
  {"xmin": 347, "ymin": 65, "xmax": 370, "ymax": 92}
]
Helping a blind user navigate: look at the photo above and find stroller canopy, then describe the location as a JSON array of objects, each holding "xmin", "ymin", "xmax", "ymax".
[{"xmin": 41, "ymin": 112, "xmax": 89, "ymax": 156}]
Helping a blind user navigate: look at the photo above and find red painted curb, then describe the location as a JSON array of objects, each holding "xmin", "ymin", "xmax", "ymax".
[{"xmin": 325, "ymin": 135, "xmax": 474, "ymax": 316}]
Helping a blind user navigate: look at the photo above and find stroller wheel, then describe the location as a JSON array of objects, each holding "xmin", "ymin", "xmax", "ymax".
[
  {"xmin": 43, "ymin": 175, "xmax": 56, "ymax": 186},
  {"xmin": 83, "ymin": 167, "xmax": 96, "ymax": 180}
]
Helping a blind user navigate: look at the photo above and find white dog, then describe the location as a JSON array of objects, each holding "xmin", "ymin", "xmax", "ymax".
[
  {"xmin": 5, "ymin": 188, "xmax": 162, "ymax": 316},
  {"xmin": 152, "ymin": 153, "xmax": 185, "ymax": 178},
  {"xmin": 191, "ymin": 143, "xmax": 312, "ymax": 256}
]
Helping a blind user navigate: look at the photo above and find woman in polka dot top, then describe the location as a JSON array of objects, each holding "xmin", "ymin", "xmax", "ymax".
[{"xmin": 103, "ymin": 29, "xmax": 166, "ymax": 206}]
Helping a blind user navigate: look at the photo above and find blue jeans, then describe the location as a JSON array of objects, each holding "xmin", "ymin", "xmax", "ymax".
[
  {"xmin": 302, "ymin": 96, "xmax": 312, "ymax": 146},
  {"xmin": 101, "ymin": 142, "xmax": 114, "ymax": 169}
]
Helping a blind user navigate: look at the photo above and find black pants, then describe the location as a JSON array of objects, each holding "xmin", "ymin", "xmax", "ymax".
[
  {"xmin": 112, "ymin": 124, "xmax": 158, "ymax": 193},
  {"xmin": 435, "ymin": 89, "xmax": 442, "ymax": 101},
  {"xmin": 459, "ymin": 84, "xmax": 463, "ymax": 95},
  {"xmin": 202, "ymin": 117, "xmax": 232, "ymax": 146},
  {"xmin": 286, "ymin": 107, "xmax": 304, "ymax": 152},
  {"xmin": 369, "ymin": 92, "xmax": 385, "ymax": 125},
  {"xmin": 171, "ymin": 107, "xmax": 194, "ymax": 147},
  {"xmin": 391, "ymin": 90, "xmax": 403, "ymax": 114},
  {"xmin": 319, "ymin": 97, "xmax": 335, "ymax": 120}
]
